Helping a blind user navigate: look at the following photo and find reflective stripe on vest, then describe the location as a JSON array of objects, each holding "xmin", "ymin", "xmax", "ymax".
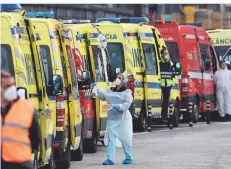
[{"xmin": 1, "ymin": 99, "xmax": 34, "ymax": 163}]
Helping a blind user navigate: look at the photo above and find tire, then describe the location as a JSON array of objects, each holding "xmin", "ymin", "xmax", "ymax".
[
  {"xmin": 33, "ymin": 151, "xmax": 38, "ymax": 169},
  {"xmin": 43, "ymin": 149, "xmax": 55, "ymax": 169},
  {"xmin": 193, "ymin": 103, "xmax": 199, "ymax": 123},
  {"xmin": 83, "ymin": 130, "xmax": 97, "ymax": 153},
  {"xmin": 71, "ymin": 137, "xmax": 83, "ymax": 161},
  {"xmin": 137, "ymin": 112, "xmax": 147, "ymax": 132},
  {"xmin": 173, "ymin": 104, "xmax": 180, "ymax": 127},
  {"xmin": 56, "ymin": 138, "xmax": 71, "ymax": 169}
]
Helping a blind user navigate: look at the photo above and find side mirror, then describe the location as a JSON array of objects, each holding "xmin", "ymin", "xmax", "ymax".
[
  {"xmin": 81, "ymin": 71, "xmax": 92, "ymax": 89},
  {"xmin": 17, "ymin": 87, "xmax": 28, "ymax": 99},
  {"xmin": 174, "ymin": 62, "xmax": 182, "ymax": 75},
  {"xmin": 52, "ymin": 74, "xmax": 63, "ymax": 96}
]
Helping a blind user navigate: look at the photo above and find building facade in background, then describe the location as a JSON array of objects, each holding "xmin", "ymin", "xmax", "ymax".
[{"xmin": 22, "ymin": 4, "xmax": 231, "ymax": 29}]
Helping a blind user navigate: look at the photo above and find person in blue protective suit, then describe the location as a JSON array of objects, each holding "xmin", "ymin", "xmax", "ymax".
[{"xmin": 92, "ymin": 73, "xmax": 134, "ymax": 165}]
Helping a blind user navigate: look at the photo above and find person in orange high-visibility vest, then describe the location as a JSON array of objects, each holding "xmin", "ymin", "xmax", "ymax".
[{"xmin": 1, "ymin": 70, "xmax": 41, "ymax": 169}]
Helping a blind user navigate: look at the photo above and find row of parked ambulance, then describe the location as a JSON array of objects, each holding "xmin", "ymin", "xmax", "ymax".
[{"xmin": 1, "ymin": 4, "xmax": 231, "ymax": 169}]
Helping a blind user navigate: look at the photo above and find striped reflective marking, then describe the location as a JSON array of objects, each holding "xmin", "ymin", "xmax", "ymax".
[
  {"xmin": 1, "ymin": 137, "xmax": 31, "ymax": 147},
  {"xmin": 188, "ymin": 72, "xmax": 213, "ymax": 80},
  {"xmin": 0, "ymin": 122, "xmax": 29, "ymax": 131}
]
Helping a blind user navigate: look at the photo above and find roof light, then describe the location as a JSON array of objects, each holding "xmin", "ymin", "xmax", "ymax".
[
  {"xmin": 0, "ymin": 4, "xmax": 22, "ymax": 11},
  {"xmin": 165, "ymin": 16, "xmax": 172, "ymax": 23},
  {"xmin": 62, "ymin": 20, "xmax": 91, "ymax": 24},
  {"xmin": 96, "ymin": 18, "xmax": 120, "ymax": 23},
  {"xmin": 25, "ymin": 11, "xmax": 54, "ymax": 18},
  {"xmin": 180, "ymin": 23, "xmax": 202, "ymax": 27},
  {"xmin": 120, "ymin": 17, "xmax": 149, "ymax": 23}
]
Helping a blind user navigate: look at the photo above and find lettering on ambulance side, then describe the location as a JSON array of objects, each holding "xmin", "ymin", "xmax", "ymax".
[
  {"xmin": 103, "ymin": 34, "xmax": 117, "ymax": 40},
  {"xmin": 163, "ymin": 37, "xmax": 174, "ymax": 41},
  {"xmin": 184, "ymin": 34, "xmax": 196, "ymax": 39},
  {"xmin": 211, "ymin": 38, "xmax": 231, "ymax": 45}
]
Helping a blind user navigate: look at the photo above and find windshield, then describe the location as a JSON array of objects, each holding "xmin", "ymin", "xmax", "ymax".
[
  {"xmin": 107, "ymin": 43, "xmax": 125, "ymax": 71},
  {"xmin": 40, "ymin": 45, "xmax": 53, "ymax": 96},
  {"xmin": 92, "ymin": 45, "xmax": 105, "ymax": 82},
  {"xmin": 1, "ymin": 45, "xmax": 14, "ymax": 76},
  {"xmin": 142, "ymin": 43, "xmax": 158, "ymax": 75},
  {"xmin": 214, "ymin": 46, "xmax": 231, "ymax": 62},
  {"xmin": 166, "ymin": 42, "xmax": 180, "ymax": 63}
]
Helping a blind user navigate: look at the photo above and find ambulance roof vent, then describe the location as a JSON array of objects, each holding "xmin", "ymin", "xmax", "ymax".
[
  {"xmin": 180, "ymin": 23, "xmax": 202, "ymax": 27},
  {"xmin": 120, "ymin": 17, "xmax": 149, "ymax": 24},
  {"xmin": 62, "ymin": 20, "xmax": 91, "ymax": 24},
  {"xmin": 96, "ymin": 18, "xmax": 120, "ymax": 23},
  {"xmin": 0, "ymin": 4, "xmax": 22, "ymax": 12},
  {"xmin": 25, "ymin": 11, "xmax": 54, "ymax": 19}
]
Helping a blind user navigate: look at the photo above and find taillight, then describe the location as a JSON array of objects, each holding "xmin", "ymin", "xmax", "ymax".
[
  {"xmin": 56, "ymin": 96, "xmax": 65, "ymax": 127},
  {"xmin": 127, "ymin": 75, "xmax": 134, "ymax": 97},
  {"xmin": 181, "ymin": 76, "xmax": 189, "ymax": 93}
]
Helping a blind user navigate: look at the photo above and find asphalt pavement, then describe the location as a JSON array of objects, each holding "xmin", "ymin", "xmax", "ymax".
[{"xmin": 70, "ymin": 122, "xmax": 231, "ymax": 169}]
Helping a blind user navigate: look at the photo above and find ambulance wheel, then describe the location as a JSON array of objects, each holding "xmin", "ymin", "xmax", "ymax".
[
  {"xmin": 173, "ymin": 104, "xmax": 180, "ymax": 127},
  {"xmin": 71, "ymin": 137, "xmax": 83, "ymax": 161},
  {"xmin": 83, "ymin": 130, "xmax": 97, "ymax": 153},
  {"xmin": 193, "ymin": 103, "xmax": 199, "ymax": 123},
  {"xmin": 43, "ymin": 149, "xmax": 55, "ymax": 169},
  {"xmin": 138, "ymin": 112, "xmax": 147, "ymax": 132},
  {"xmin": 56, "ymin": 141, "xmax": 71, "ymax": 169},
  {"xmin": 33, "ymin": 151, "xmax": 38, "ymax": 169}
]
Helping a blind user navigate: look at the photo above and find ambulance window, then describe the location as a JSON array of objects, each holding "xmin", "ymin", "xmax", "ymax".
[
  {"xmin": 199, "ymin": 44, "xmax": 211, "ymax": 72},
  {"xmin": 107, "ymin": 43, "xmax": 125, "ymax": 71},
  {"xmin": 1, "ymin": 45, "xmax": 14, "ymax": 76},
  {"xmin": 40, "ymin": 45, "xmax": 53, "ymax": 95},
  {"xmin": 214, "ymin": 46, "xmax": 231, "ymax": 61},
  {"xmin": 142, "ymin": 43, "xmax": 158, "ymax": 75},
  {"xmin": 166, "ymin": 42, "xmax": 180, "ymax": 63},
  {"xmin": 92, "ymin": 45, "xmax": 105, "ymax": 82},
  {"xmin": 66, "ymin": 45, "xmax": 77, "ymax": 85}
]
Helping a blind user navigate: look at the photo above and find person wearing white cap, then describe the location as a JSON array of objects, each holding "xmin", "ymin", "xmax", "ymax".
[{"xmin": 92, "ymin": 73, "xmax": 134, "ymax": 165}]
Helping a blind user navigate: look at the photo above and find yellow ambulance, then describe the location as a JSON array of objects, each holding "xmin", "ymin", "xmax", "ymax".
[
  {"xmin": 207, "ymin": 29, "xmax": 231, "ymax": 70},
  {"xmin": 1, "ymin": 5, "xmax": 55, "ymax": 169},
  {"xmin": 62, "ymin": 20, "xmax": 112, "ymax": 153},
  {"xmin": 25, "ymin": 11, "xmax": 90, "ymax": 168},
  {"xmin": 95, "ymin": 17, "xmax": 181, "ymax": 130}
]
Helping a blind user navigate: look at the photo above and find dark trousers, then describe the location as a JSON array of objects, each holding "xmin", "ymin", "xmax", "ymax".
[{"xmin": 161, "ymin": 86, "xmax": 172, "ymax": 119}]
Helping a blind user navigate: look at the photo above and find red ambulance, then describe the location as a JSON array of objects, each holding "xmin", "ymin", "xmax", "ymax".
[{"xmin": 153, "ymin": 20, "xmax": 215, "ymax": 123}]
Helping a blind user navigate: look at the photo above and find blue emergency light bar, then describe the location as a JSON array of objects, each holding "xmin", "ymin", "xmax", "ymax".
[
  {"xmin": 96, "ymin": 17, "xmax": 150, "ymax": 24},
  {"xmin": 96, "ymin": 18, "xmax": 120, "ymax": 23},
  {"xmin": 0, "ymin": 4, "xmax": 22, "ymax": 11},
  {"xmin": 165, "ymin": 16, "xmax": 172, "ymax": 23},
  {"xmin": 25, "ymin": 11, "xmax": 54, "ymax": 19},
  {"xmin": 180, "ymin": 23, "xmax": 202, "ymax": 27},
  {"xmin": 120, "ymin": 17, "xmax": 149, "ymax": 23},
  {"xmin": 62, "ymin": 19, "xmax": 91, "ymax": 24}
]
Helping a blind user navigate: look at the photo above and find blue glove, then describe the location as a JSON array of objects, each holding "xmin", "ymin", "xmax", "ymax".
[
  {"xmin": 106, "ymin": 80, "xmax": 110, "ymax": 86},
  {"xmin": 112, "ymin": 105, "xmax": 120, "ymax": 110},
  {"xmin": 92, "ymin": 82, "xmax": 97, "ymax": 87}
]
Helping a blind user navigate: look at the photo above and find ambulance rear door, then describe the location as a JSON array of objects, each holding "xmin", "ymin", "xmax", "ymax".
[
  {"xmin": 87, "ymin": 30, "xmax": 107, "ymax": 136},
  {"xmin": 138, "ymin": 26, "xmax": 162, "ymax": 117}
]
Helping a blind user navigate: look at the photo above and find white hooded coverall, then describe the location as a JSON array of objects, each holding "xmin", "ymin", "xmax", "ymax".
[{"xmin": 214, "ymin": 68, "xmax": 231, "ymax": 117}]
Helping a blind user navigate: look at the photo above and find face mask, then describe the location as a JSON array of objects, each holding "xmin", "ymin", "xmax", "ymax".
[
  {"xmin": 164, "ymin": 54, "xmax": 169, "ymax": 60},
  {"xmin": 4, "ymin": 85, "xmax": 18, "ymax": 102},
  {"xmin": 115, "ymin": 78, "xmax": 121, "ymax": 86}
]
